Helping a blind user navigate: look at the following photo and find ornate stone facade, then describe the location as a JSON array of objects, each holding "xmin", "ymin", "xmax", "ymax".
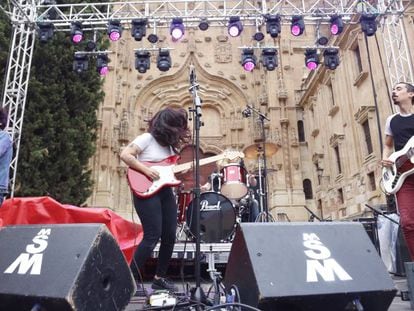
[{"xmin": 87, "ymin": 5, "xmax": 414, "ymax": 223}]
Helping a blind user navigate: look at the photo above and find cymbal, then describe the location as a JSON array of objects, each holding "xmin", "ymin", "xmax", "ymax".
[{"xmin": 243, "ymin": 143, "xmax": 278, "ymax": 159}]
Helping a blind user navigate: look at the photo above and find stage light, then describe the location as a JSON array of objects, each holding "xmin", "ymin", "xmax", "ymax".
[
  {"xmin": 360, "ymin": 14, "xmax": 377, "ymax": 37},
  {"xmin": 157, "ymin": 49, "xmax": 171, "ymax": 72},
  {"xmin": 135, "ymin": 50, "xmax": 151, "ymax": 73},
  {"xmin": 73, "ymin": 54, "xmax": 88, "ymax": 73},
  {"xmin": 70, "ymin": 21, "xmax": 83, "ymax": 44},
  {"xmin": 107, "ymin": 20, "xmax": 122, "ymax": 41},
  {"xmin": 291, "ymin": 15, "xmax": 305, "ymax": 36},
  {"xmin": 37, "ymin": 22, "xmax": 54, "ymax": 43},
  {"xmin": 265, "ymin": 15, "xmax": 281, "ymax": 38},
  {"xmin": 261, "ymin": 48, "xmax": 278, "ymax": 71},
  {"xmin": 323, "ymin": 48, "xmax": 340, "ymax": 70},
  {"xmin": 131, "ymin": 18, "xmax": 147, "ymax": 41},
  {"xmin": 228, "ymin": 16, "xmax": 243, "ymax": 37},
  {"xmin": 199, "ymin": 18, "xmax": 209, "ymax": 31},
  {"xmin": 317, "ymin": 36, "xmax": 329, "ymax": 46},
  {"xmin": 241, "ymin": 48, "xmax": 256, "ymax": 72},
  {"xmin": 304, "ymin": 49, "xmax": 319, "ymax": 70},
  {"xmin": 253, "ymin": 32, "xmax": 265, "ymax": 41},
  {"xmin": 170, "ymin": 18, "xmax": 185, "ymax": 41},
  {"xmin": 330, "ymin": 15, "xmax": 344, "ymax": 35},
  {"xmin": 147, "ymin": 34, "xmax": 159, "ymax": 44},
  {"xmin": 85, "ymin": 40, "xmax": 97, "ymax": 52},
  {"xmin": 96, "ymin": 54, "xmax": 109, "ymax": 76}
]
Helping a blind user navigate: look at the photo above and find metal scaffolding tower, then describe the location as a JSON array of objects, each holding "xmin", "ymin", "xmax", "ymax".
[
  {"xmin": 379, "ymin": 1, "xmax": 414, "ymax": 86},
  {"xmin": 1, "ymin": 0, "xmax": 411, "ymax": 196}
]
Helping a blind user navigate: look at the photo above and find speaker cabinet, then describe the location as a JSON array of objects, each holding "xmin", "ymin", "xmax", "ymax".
[
  {"xmin": 224, "ymin": 222, "xmax": 397, "ymax": 311},
  {"xmin": 0, "ymin": 224, "xmax": 135, "ymax": 311}
]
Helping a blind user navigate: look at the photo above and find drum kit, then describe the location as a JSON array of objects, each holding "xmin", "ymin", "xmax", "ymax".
[{"xmin": 176, "ymin": 142, "xmax": 278, "ymax": 243}]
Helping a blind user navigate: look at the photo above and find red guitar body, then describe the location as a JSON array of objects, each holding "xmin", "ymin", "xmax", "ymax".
[{"xmin": 127, "ymin": 155, "xmax": 182, "ymax": 198}]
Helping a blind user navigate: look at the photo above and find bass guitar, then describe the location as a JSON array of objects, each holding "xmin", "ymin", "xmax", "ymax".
[
  {"xmin": 382, "ymin": 136, "xmax": 414, "ymax": 194},
  {"xmin": 127, "ymin": 150, "xmax": 244, "ymax": 198}
]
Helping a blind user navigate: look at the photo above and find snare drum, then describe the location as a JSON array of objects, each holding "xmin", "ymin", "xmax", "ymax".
[
  {"xmin": 177, "ymin": 190, "xmax": 193, "ymax": 224},
  {"xmin": 186, "ymin": 192, "xmax": 236, "ymax": 243},
  {"xmin": 220, "ymin": 164, "xmax": 248, "ymax": 200}
]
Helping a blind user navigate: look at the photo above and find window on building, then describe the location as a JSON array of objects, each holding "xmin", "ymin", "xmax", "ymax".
[
  {"xmin": 298, "ymin": 120, "xmax": 305, "ymax": 142},
  {"xmin": 303, "ymin": 179, "xmax": 313, "ymax": 199},
  {"xmin": 353, "ymin": 45, "xmax": 363, "ymax": 74},
  {"xmin": 338, "ymin": 188, "xmax": 344, "ymax": 204},
  {"xmin": 362, "ymin": 119, "xmax": 373, "ymax": 155},
  {"xmin": 334, "ymin": 145, "xmax": 342, "ymax": 174},
  {"xmin": 368, "ymin": 172, "xmax": 376, "ymax": 191}
]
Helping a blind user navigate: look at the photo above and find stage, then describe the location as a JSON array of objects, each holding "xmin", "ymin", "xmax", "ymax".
[
  {"xmin": 125, "ymin": 247, "xmax": 412, "ymax": 311},
  {"xmin": 0, "ymin": 197, "xmax": 410, "ymax": 310}
]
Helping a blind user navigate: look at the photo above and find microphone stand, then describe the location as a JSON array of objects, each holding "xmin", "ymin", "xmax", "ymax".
[
  {"xmin": 246, "ymin": 105, "xmax": 273, "ymax": 222},
  {"xmin": 303, "ymin": 205, "xmax": 322, "ymax": 222},
  {"xmin": 365, "ymin": 204, "xmax": 399, "ymax": 225},
  {"xmin": 188, "ymin": 66, "xmax": 207, "ymax": 306}
]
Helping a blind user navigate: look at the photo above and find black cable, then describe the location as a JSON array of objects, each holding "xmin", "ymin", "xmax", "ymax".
[
  {"xmin": 374, "ymin": 34, "xmax": 394, "ymax": 112},
  {"xmin": 364, "ymin": 33, "xmax": 383, "ymax": 151},
  {"xmin": 204, "ymin": 302, "xmax": 262, "ymax": 311}
]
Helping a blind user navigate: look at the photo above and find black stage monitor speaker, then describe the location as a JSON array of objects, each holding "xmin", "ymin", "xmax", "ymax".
[
  {"xmin": 0, "ymin": 223, "xmax": 136, "ymax": 311},
  {"xmin": 224, "ymin": 222, "xmax": 397, "ymax": 311}
]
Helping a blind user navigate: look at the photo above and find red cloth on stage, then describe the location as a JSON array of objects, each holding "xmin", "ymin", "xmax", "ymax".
[{"xmin": 0, "ymin": 196, "xmax": 142, "ymax": 264}]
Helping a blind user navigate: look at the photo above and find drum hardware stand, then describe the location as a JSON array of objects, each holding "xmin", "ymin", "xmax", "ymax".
[
  {"xmin": 206, "ymin": 252, "xmax": 225, "ymax": 305},
  {"xmin": 176, "ymin": 221, "xmax": 188, "ymax": 240},
  {"xmin": 365, "ymin": 203, "xmax": 400, "ymax": 258},
  {"xmin": 188, "ymin": 65, "xmax": 208, "ymax": 306},
  {"xmin": 244, "ymin": 105, "xmax": 274, "ymax": 223}
]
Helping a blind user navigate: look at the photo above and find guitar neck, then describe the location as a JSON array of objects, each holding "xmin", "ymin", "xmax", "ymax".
[{"xmin": 173, "ymin": 154, "xmax": 229, "ymax": 173}]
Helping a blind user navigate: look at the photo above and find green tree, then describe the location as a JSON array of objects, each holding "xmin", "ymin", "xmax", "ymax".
[
  {"xmin": 15, "ymin": 33, "xmax": 104, "ymax": 205},
  {"xmin": 0, "ymin": 5, "xmax": 11, "ymax": 89}
]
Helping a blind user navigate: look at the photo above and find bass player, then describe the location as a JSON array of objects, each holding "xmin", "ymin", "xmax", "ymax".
[{"xmin": 382, "ymin": 82, "xmax": 414, "ymax": 260}]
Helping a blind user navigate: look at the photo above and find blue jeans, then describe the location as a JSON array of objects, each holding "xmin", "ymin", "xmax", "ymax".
[{"xmin": 0, "ymin": 191, "xmax": 7, "ymax": 207}]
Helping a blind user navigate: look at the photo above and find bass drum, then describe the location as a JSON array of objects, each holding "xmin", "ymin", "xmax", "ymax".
[{"xmin": 186, "ymin": 192, "xmax": 236, "ymax": 243}]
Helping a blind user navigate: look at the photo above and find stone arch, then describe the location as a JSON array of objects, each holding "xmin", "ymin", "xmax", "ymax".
[{"xmin": 133, "ymin": 54, "xmax": 250, "ymax": 148}]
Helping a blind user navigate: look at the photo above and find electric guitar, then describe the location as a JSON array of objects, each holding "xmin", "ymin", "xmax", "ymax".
[
  {"xmin": 382, "ymin": 136, "xmax": 414, "ymax": 194},
  {"xmin": 127, "ymin": 150, "xmax": 244, "ymax": 198}
]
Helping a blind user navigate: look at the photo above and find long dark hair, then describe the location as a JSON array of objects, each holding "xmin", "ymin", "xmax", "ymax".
[{"xmin": 149, "ymin": 107, "xmax": 191, "ymax": 152}]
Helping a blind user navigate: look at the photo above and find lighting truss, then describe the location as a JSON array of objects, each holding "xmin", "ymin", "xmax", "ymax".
[{"xmin": 26, "ymin": 0, "xmax": 406, "ymax": 32}]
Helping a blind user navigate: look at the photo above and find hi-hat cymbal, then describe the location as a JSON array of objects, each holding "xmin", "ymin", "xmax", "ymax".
[{"xmin": 243, "ymin": 143, "xmax": 278, "ymax": 159}]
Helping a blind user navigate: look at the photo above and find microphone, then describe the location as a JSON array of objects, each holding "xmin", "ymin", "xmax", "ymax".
[{"xmin": 242, "ymin": 106, "xmax": 252, "ymax": 118}]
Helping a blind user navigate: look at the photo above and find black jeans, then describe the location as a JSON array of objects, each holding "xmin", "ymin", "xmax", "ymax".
[{"xmin": 132, "ymin": 187, "xmax": 177, "ymax": 277}]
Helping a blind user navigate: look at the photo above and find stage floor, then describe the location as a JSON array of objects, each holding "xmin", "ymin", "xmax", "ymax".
[
  {"xmin": 124, "ymin": 274, "xmax": 411, "ymax": 310},
  {"xmin": 123, "ymin": 241, "xmax": 412, "ymax": 311}
]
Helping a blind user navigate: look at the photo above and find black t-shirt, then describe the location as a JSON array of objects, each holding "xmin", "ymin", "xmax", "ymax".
[{"xmin": 390, "ymin": 114, "xmax": 414, "ymax": 151}]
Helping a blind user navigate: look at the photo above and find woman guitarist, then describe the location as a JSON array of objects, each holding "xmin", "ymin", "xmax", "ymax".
[
  {"xmin": 120, "ymin": 106, "xmax": 190, "ymax": 291},
  {"xmin": 382, "ymin": 82, "xmax": 414, "ymax": 260}
]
